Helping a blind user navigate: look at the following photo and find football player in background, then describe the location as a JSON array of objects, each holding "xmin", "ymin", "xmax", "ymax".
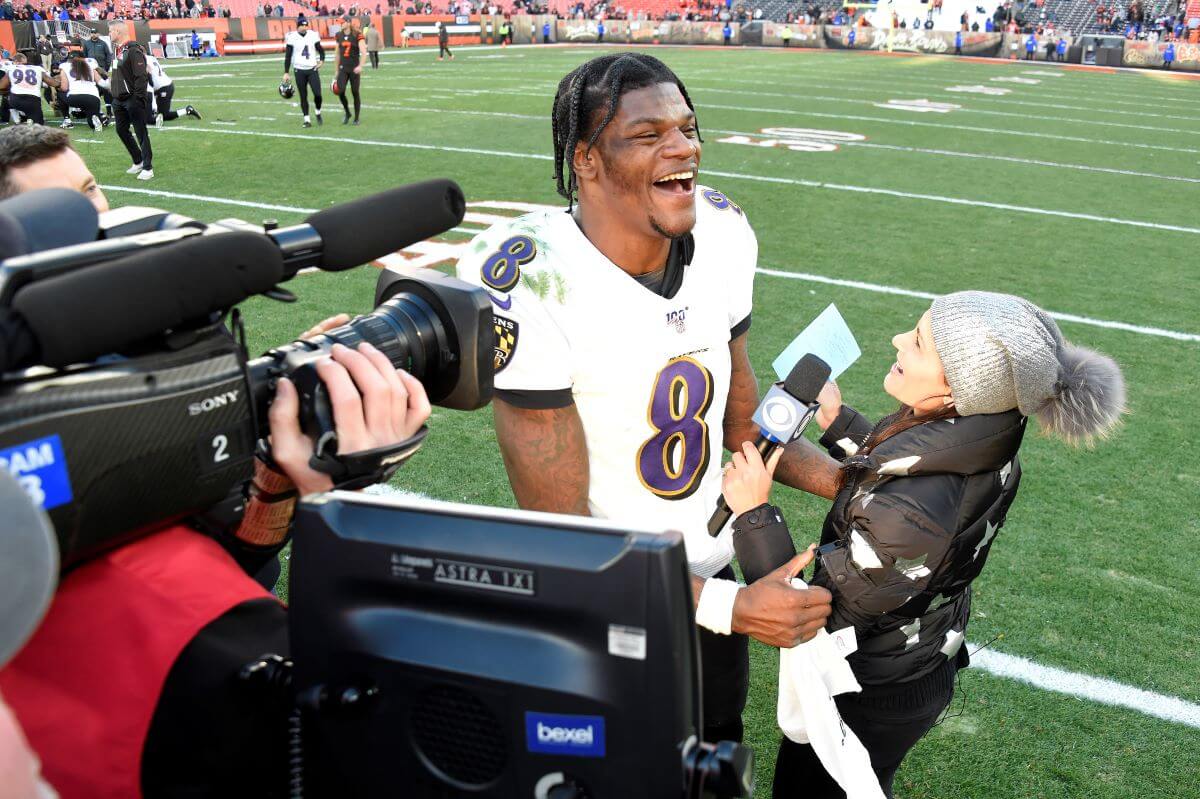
[
  {"xmin": 146, "ymin": 52, "xmax": 201, "ymax": 128},
  {"xmin": 56, "ymin": 56, "xmax": 105, "ymax": 133},
  {"xmin": 283, "ymin": 15, "xmax": 325, "ymax": 128},
  {"xmin": 0, "ymin": 55, "xmax": 55, "ymax": 126},
  {"xmin": 455, "ymin": 53, "xmax": 837, "ymax": 745},
  {"xmin": 333, "ymin": 16, "xmax": 366, "ymax": 125}
]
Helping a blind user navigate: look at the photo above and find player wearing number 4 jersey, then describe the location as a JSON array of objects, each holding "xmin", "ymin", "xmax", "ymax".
[
  {"xmin": 456, "ymin": 53, "xmax": 837, "ymax": 745},
  {"xmin": 283, "ymin": 16, "xmax": 325, "ymax": 128}
]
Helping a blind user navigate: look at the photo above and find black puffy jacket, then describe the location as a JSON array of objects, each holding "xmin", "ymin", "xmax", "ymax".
[{"xmin": 811, "ymin": 406, "xmax": 1026, "ymax": 686}]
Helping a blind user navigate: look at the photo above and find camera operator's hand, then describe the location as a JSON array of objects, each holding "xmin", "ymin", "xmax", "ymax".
[
  {"xmin": 269, "ymin": 342, "xmax": 431, "ymax": 496},
  {"xmin": 299, "ymin": 313, "xmax": 350, "ymax": 339},
  {"xmin": 732, "ymin": 546, "xmax": 833, "ymax": 648},
  {"xmin": 815, "ymin": 380, "xmax": 842, "ymax": 432}
]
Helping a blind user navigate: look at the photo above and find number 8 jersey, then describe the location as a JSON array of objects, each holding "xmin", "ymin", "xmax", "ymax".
[{"xmin": 456, "ymin": 186, "xmax": 757, "ymax": 577}]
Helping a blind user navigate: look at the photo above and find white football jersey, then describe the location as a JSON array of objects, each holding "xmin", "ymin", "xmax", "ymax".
[
  {"xmin": 456, "ymin": 187, "xmax": 757, "ymax": 577},
  {"xmin": 6, "ymin": 64, "xmax": 44, "ymax": 96},
  {"xmin": 286, "ymin": 30, "xmax": 324, "ymax": 70},
  {"xmin": 85, "ymin": 58, "xmax": 111, "ymax": 90},
  {"xmin": 145, "ymin": 54, "xmax": 172, "ymax": 90},
  {"xmin": 65, "ymin": 63, "xmax": 99, "ymax": 97}
]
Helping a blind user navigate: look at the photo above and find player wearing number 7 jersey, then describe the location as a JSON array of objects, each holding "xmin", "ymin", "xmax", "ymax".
[{"xmin": 455, "ymin": 53, "xmax": 837, "ymax": 745}]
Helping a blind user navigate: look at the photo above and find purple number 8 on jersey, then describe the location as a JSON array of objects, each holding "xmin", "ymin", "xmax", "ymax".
[
  {"xmin": 481, "ymin": 235, "xmax": 536, "ymax": 293},
  {"xmin": 636, "ymin": 357, "xmax": 715, "ymax": 500}
]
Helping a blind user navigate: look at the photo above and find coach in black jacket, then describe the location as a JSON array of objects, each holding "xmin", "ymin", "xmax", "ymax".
[
  {"xmin": 109, "ymin": 27, "xmax": 154, "ymax": 180},
  {"xmin": 721, "ymin": 291, "xmax": 1126, "ymax": 798}
]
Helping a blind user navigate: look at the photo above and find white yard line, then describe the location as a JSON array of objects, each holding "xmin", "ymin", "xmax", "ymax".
[
  {"xmin": 149, "ymin": 126, "xmax": 1200, "ymax": 236},
  {"xmin": 101, "ymin": 185, "xmax": 318, "ymax": 214},
  {"xmin": 753, "ymin": 267, "xmax": 1200, "ymax": 342},
  {"xmin": 95, "ymin": 183, "xmax": 1200, "ymax": 344},
  {"xmin": 970, "ymin": 646, "xmax": 1200, "ymax": 729},
  {"xmin": 364, "ymin": 484, "xmax": 1200, "ymax": 730}
]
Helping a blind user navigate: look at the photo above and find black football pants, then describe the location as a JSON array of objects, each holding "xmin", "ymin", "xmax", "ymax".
[
  {"xmin": 293, "ymin": 67, "xmax": 322, "ymax": 116},
  {"xmin": 155, "ymin": 84, "xmax": 177, "ymax": 121},
  {"xmin": 698, "ymin": 565, "xmax": 750, "ymax": 744},
  {"xmin": 115, "ymin": 95, "xmax": 153, "ymax": 170},
  {"xmin": 337, "ymin": 68, "xmax": 360, "ymax": 120}
]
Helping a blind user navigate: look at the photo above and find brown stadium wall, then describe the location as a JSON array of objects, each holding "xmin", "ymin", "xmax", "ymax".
[{"xmin": 0, "ymin": 18, "xmax": 1193, "ymax": 73}]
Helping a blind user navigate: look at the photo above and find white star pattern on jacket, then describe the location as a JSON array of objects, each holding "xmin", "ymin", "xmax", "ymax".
[{"xmin": 973, "ymin": 520, "xmax": 998, "ymax": 560}]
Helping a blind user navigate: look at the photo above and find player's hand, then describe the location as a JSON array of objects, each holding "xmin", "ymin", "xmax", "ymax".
[
  {"xmin": 815, "ymin": 380, "xmax": 842, "ymax": 431},
  {"xmin": 731, "ymin": 547, "xmax": 832, "ymax": 648},
  {"xmin": 269, "ymin": 343, "xmax": 432, "ymax": 496},
  {"xmin": 353, "ymin": 65, "xmax": 362, "ymax": 74},
  {"xmin": 281, "ymin": 73, "xmax": 289, "ymax": 82},
  {"xmin": 721, "ymin": 441, "xmax": 782, "ymax": 515}
]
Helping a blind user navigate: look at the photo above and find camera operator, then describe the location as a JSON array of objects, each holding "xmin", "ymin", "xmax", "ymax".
[
  {"xmin": 0, "ymin": 337, "xmax": 431, "ymax": 798},
  {"xmin": 0, "ymin": 126, "xmax": 108, "ymax": 212}
]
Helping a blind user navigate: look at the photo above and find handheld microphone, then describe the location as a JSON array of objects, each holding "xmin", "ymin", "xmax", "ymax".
[
  {"xmin": 707, "ymin": 353, "xmax": 831, "ymax": 537},
  {"xmin": 0, "ymin": 469, "xmax": 59, "ymax": 668}
]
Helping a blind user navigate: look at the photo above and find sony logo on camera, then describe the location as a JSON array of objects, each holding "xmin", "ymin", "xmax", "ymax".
[{"xmin": 188, "ymin": 390, "xmax": 240, "ymax": 416}]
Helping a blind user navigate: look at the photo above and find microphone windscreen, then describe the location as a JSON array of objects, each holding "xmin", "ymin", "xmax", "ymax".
[
  {"xmin": 783, "ymin": 353, "xmax": 831, "ymax": 403},
  {"xmin": 0, "ymin": 470, "xmax": 58, "ymax": 668},
  {"xmin": 14, "ymin": 231, "xmax": 284, "ymax": 368},
  {"xmin": 0, "ymin": 188, "xmax": 98, "ymax": 255},
  {"xmin": 306, "ymin": 179, "xmax": 466, "ymax": 271},
  {"xmin": 0, "ymin": 210, "xmax": 28, "ymax": 261}
]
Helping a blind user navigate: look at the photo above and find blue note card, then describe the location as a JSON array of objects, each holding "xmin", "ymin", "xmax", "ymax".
[{"xmin": 772, "ymin": 304, "xmax": 861, "ymax": 381}]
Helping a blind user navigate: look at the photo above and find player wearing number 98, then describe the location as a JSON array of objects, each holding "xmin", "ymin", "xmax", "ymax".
[
  {"xmin": 0, "ymin": 54, "xmax": 56, "ymax": 126},
  {"xmin": 455, "ymin": 53, "xmax": 838, "ymax": 745}
]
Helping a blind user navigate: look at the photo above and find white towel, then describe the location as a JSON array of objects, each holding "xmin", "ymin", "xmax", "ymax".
[{"xmin": 776, "ymin": 579, "xmax": 885, "ymax": 799}]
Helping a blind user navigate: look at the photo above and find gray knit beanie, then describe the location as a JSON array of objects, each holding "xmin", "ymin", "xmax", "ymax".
[{"xmin": 929, "ymin": 291, "xmax": 1127, "ymax": 444}]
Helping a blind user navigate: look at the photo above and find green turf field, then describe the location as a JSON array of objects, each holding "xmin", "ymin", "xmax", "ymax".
[{"xmin": 71, "ymin": 45, "xmax": 1200, "ymax": 797}]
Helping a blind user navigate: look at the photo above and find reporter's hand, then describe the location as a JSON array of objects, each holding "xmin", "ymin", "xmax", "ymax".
[
  {"xmin": 731, "ymin": 546, "xmax": 833, "ymax": 648},
  {"xmin": 269, "ymin": 342, "xmax": 432, "ymax": 495},
  {"xmin": 721, "ymin": 441, "xmax": 782, "ymax": 515},
  {"xmin": 815, "ymin": 380, "xmax": 842, "ymax": 432}
]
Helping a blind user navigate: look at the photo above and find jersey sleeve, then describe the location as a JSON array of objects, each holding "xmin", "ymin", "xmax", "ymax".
[
  {"xmin": 455, "ymin": 222, "xmax": 574, "ymax": 408},
  {"xmin": 699, "ymin": 187, "xmax": 757, "ymax": 338}
]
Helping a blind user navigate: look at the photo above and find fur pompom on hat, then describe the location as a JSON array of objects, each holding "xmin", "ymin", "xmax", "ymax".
[{"xmin": 929, "ymin": 291, "xmax": 1127, "ymax": 445}]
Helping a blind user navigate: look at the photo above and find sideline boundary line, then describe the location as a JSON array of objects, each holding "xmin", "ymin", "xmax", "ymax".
[
  {"xmin": 363, "ymin": 484, "xmax": 1200, "ymax": 730},
  {"xmin": 148, "ymin": 127, "xmax": 1200, "ymax": 237},
  {"xmin": 96, "ymin": 185, "xmax": 1200, "ymax": 344},
  {"xmin": 753, "ymin": 268, "xmax": 1200, "ymax": 343}
]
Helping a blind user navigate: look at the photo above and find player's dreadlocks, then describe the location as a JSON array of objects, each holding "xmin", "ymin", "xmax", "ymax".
[{"xmin": 551, "ymin": 53, "xmax": 701, "ymax": 208}]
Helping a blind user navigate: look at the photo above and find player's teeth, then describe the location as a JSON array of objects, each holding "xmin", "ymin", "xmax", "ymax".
[{"xmin": 655, "ymin": 171, "xmax": 694, "ymax": 183}]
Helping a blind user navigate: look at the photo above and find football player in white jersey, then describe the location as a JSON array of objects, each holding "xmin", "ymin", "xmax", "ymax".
[
  {"xmin": 145, "ymin": 53, "xmax": 200, "ymax": 128},
  {"xmin": 56, "ymin": 56, "xmax": 105, "ymax": 133},
  {"xmin": 282, "ymin": 16, "xmax": 326, "ymax": 128},
  {"xmin": 82, "ymin": 56, "xmax": 114, "ymax": 123},
  {"xmin": 0, "ymin": 55, "xmax": 55, "ymax": 126},
  {"xmin": 455, "ymin": 53, "xmax": 837, "ymax": 744}
]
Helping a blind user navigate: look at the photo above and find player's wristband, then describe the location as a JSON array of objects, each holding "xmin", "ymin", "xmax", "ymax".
[{"xmin": 695, "ymin": 577, "xmax": 741, "ymax": 636}]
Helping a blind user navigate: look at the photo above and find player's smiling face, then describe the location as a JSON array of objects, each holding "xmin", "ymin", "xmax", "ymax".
[{"xmin": 585, "ymin": 82, "xmax": 700, "ymax": 239}]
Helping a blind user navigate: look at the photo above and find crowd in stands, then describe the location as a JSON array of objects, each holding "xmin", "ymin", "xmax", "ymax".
[{"xmin": 0, "ymin": 0, "xmax": 233, "ymax": 21}]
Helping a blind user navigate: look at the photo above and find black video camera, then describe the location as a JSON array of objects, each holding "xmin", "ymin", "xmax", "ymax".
[
  {"xmin": 0, "ymin": 181, "xmax": 493, "ymax": 568},
  {"xmin": 287, "ymin": 490, "xmax": 754, "ymax": 799}
]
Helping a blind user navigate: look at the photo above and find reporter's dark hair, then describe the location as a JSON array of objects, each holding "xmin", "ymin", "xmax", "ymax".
[
  {"xmin": 0, "ymin": 126, "xmax": 75, "ymax": 200},
  {"xmin": 69, "ymin": 56, "xmax": 92, "ymax": 82},
  {"xmin": 835, "ymin": 403, "xmax": 960, "ymax": 491}
]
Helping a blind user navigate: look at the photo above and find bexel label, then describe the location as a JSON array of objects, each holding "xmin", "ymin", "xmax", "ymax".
[
  {"xmin": 0, "ymin": 434, "xmax": 72, "ymax": 511},
  {"xmin": 525, "ymin": 712, "xmax": 606, "ymax": 757},
  {"xmin": 433, "ymin": 558, "xmax": 535, "ymax": 596}
]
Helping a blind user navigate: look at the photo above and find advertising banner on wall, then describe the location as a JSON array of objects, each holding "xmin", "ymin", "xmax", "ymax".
[
  {"xmin": 1123, "ymin": 39, "xmax": 1200, "ymax": 71},
  {"xmin": 761, "ymin": 22, "xmax": 824, "ymax": 48}
]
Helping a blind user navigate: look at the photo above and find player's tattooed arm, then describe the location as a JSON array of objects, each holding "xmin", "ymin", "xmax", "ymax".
[
  {"xmin": 493, "ymin": 399, "xmax": 591, "ymax": 516},
  {"xmin": 724, "ymin": 334, "xmax": 840, "ymax": 500}
]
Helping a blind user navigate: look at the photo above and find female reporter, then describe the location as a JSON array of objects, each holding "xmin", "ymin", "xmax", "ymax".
[{"xmin": 721, "ymin": 291, "xmax": 1126, "ymax": 798}]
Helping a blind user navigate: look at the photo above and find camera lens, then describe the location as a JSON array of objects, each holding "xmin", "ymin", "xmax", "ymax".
[{"xmin": 321, "ymin": 294, "xmax": 448, "ymax": 381}]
